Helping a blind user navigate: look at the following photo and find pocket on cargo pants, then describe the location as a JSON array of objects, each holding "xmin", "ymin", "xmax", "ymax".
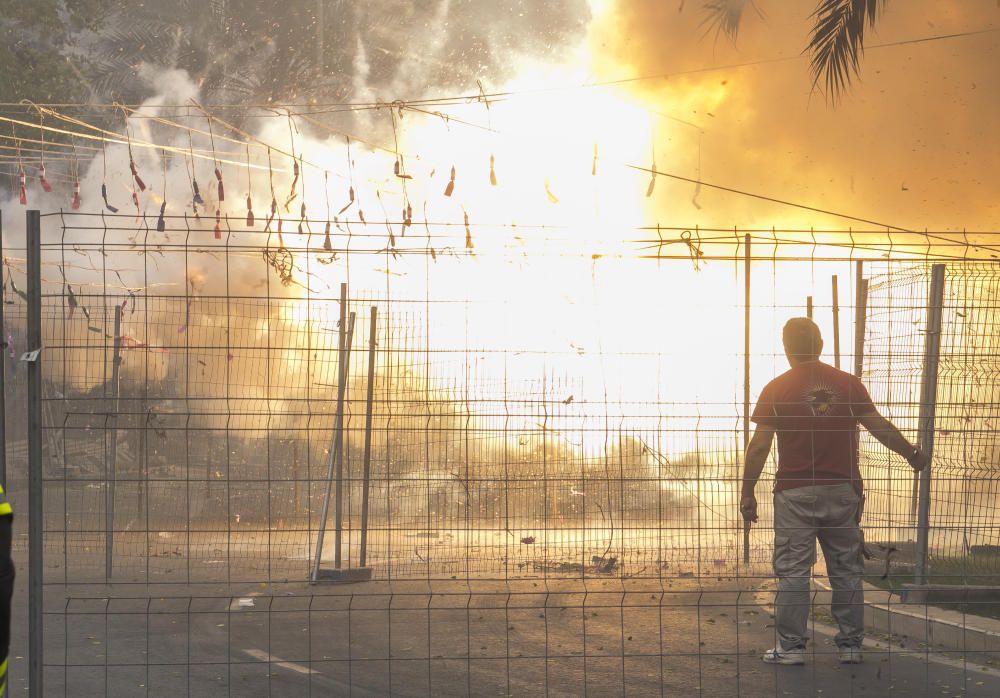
[{"xmin": 773, "ymin": 533, "xmax": 816, "ymax": 580}]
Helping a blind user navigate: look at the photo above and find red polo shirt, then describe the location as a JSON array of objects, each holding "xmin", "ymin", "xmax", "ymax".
[{"xmin": 751, "ymin": 360, "xmax": 875, "ymax": 493}]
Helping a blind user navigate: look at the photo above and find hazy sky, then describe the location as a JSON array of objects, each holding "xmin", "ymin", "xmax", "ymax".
[{"xmin": 590, "ymin": 0, "xmax": 1000, "ymax": 233}]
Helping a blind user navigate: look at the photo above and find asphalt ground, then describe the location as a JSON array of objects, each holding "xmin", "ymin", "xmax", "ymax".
[{"xmin": 6, "ymin": 571, "xmax": 1000, "ymax": 697}]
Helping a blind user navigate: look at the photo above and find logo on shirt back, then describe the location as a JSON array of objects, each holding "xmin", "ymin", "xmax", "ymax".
[{"xmin": 805, "ymin": 386, "xmax": 836, "ymax": 415}]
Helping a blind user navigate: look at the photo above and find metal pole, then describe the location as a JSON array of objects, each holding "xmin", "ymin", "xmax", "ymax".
[
  {"xmin": 0, "ymin": 210, "xmax": 6, "ymax": 488},
  {"xmin": 312, "ymin": 283, "xmax": 347, "ymax": 580},
  {"xmin": 311, "ymin": 285, "xmax": 355, "ymax": 580},
  {"xmin": 806, "ymin": 296, "xmax": 813, "ymax": 320},
  {"xmin": 333, "ymin": 312, "xmax": 355, "ymax": 569},
  {"xmin": 743, "ymin": 234, "xmax": 751, "ymax": 564},
  {"xmin": 914, "ymin": 264, "xmax": 945, "ymax": 586},
  {"xmin": 106, "ymin": 304, "xmax": 123, "ymax": 580},
  {"xmin": 359, "ymin": 306, "xmax": 377, "ymax": 567},
  {"xmin": 832, "ymin": 275, "xmax": 841, "ymax": 369},
  {"xmin": 853, "ymin": 261, "xmax": 868, "ymax": 378},
  {"xmin": 26, "ymin": 209, "xmax": 43, "ymax": 697}
]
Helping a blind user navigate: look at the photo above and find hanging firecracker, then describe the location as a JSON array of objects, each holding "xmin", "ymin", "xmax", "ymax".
[
  {"xmin": 130, "ymin": 158, "xmax": 146, "ymax": 192},
  {"xmin": 38, "ymin": 162, "xmax": 53, "ymax": 192}
]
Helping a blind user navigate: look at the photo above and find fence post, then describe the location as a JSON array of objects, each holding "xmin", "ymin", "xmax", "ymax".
[
  {"xmin": 831, "ymin": 275, "xmax": 841, "ymax": 369},
  {"xmin": 359, "ymin": 306, "xmax": 377, "ymax": 568},
  {"xmin": 26, "ymin": 209, "xmax": 43, "ymax": 696},
  {"xmin": 106, "ymin": 304, "xmax": 123, "ymax": 580},
  {"xmin": 742, "ymin": 234, "xmax": 751, "ymax": 564},
  {"xmin": 312, "ymin": 285, "xmax": 356, "ymax": 580},
  {"xmin": 312, "ymin": 284, "xmax": 347, "ymax": 580},
  {"xmin": 334, "ymin": 312, "xmax": 355, "ymax": 569},
  {"xmin": 914, "ymin": 264, "xmax": 945, "ymax": 586},
  {"xmin": 853, "ymin": 261, "xmax": 867, "ymax": 378}
]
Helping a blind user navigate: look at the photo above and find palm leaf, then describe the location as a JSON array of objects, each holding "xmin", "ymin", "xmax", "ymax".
[
  {"xmin": 806, "ymin": 0, "xmax": 887, "ymax": 103},
  {"xmin": 700, "ymin": 0, "xmax": 757, "ymax": 42}
]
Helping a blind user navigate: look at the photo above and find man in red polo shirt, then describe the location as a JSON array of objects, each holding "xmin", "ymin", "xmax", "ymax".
[{"xmin": 740, "ymin": 317, "xmax": 928, "ymax": 665}]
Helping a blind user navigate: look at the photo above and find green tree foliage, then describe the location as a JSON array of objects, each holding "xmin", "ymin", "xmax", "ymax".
[
  {"xmin": 0, "ymin": 0, "xmax": 112, "ymax": 103},
  {"xmin": 0, "ymin": 0, "xmax": 589, "ymax": 108}
]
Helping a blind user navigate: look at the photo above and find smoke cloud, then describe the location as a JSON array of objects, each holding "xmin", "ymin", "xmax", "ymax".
[{"xmin": 589, "ymin": 0, "xmax": 1000, "ymax": 234}]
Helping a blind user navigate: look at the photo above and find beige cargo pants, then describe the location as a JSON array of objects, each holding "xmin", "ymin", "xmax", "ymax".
[{"xmin": 772, "ymin": 482, "xmax": 865, "ymax": 651}]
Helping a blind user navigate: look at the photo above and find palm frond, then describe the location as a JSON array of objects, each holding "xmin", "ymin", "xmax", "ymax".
[
  {"xmin": 806, "ymin": 0, "xmax": 887, "ymax": 103},
  {"xmin": 700, "ymin": 0, "xmax": 752, "ymax": 43}
]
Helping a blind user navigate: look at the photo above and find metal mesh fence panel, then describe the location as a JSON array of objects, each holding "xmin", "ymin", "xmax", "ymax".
[
  {"xmin": 2, "ymin": 211, "xmax": 1000, "ymax": 695},
  {"xmin": 862, "ymin": 262, "xmax": 1000, "ymax": 582}
]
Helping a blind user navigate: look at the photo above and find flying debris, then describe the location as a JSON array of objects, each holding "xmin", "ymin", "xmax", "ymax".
[
  {"xmin": 444, "ymin": 166, "xmax": 456, "ymax": 197},
  {"xmin": 544, "ymin": 178, "xmax": 560, "ymax": 204},
  {"xmin": 394, "ymin": 158, "xmax": 412, "ymax": 179},
  {"xmin": 338, "ymin": 186, "xmax": 355, "ymax": 215},
  {"xmin": 464, "ymin": 210, "xmax": 473, "ymax": 250}
]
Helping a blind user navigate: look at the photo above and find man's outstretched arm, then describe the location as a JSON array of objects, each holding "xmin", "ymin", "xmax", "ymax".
[
  {"xmin": 858, "ymin": 410, "xmax": 929, "ymax": 471},
  {"xmin": 740, "ymin": 425, "xmax": 775, "ymax": 523}
]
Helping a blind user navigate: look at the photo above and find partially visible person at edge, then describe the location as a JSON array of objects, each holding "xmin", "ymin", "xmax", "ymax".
[
  {"xmin": 0, "ymin": 482, "xmax": 11, "ymax": 695},
  {"xmin": 740, "ymin": 317, "xmax": 928, "ymax": 666}
]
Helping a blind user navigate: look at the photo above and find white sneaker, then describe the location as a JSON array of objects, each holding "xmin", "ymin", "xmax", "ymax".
[
  {"xmin": 763, "ymin": 647, "xmax": 805, "ymax": 665},
  {"xmin": 838, "ymin": 646, "xmax": 863, "ymax": 664}
]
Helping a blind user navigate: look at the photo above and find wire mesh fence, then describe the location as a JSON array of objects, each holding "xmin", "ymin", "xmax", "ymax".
[
  {"xmin": 3, "ymin": 210, "xmax": 1000, "ymax": 695},
  {"xmin": 861, "ymin": 263, "xmax": 1000, "ymax": 583}
]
